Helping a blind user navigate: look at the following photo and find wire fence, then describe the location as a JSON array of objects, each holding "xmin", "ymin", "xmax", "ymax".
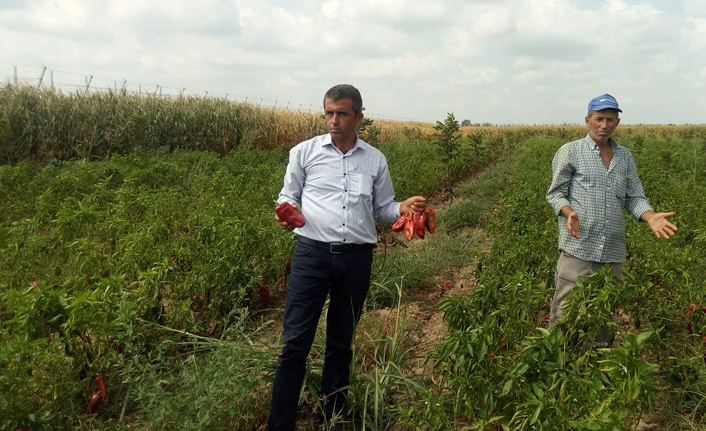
[
  {"xmin": 0, "ymin": 63, "xmax": 423, "ymax": 122},
  {"xmin": 0, "ymin": 63, "xmax": 326, "ymax": 114}
]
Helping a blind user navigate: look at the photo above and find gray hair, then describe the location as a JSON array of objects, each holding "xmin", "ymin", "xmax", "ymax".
[{"xmin": 587, "ymin": 109, "xmax": 620, "ymax": 119}]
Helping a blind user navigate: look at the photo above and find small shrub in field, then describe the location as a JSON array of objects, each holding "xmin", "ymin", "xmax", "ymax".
[{"xmin": 432, "ymin": 113, "xmax": 464, "ymax": 187}]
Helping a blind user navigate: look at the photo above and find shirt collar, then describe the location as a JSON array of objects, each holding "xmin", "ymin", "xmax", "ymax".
[
  {"xmin": 322, "ymin": 133, "xmax": 363, "ymax": 154},
  {"xmin": 584, "ymin": 134, "xmax": 618, "ymax": 151}
]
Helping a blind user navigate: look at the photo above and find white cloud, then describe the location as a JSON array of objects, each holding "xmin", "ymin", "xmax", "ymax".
[
  {"xmin": 684, "ymin": 0, "xmax": 706, "ymax": 16},
  {"xmin": 1, "ymin": 0, "xmax": 704, "ymax": 124},
  {"xmin": 681, "ymin": 17, "xmax": 706, "ymax": 51}
]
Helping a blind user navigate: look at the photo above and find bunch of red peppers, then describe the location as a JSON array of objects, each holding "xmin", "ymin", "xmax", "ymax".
[{"xmin": 391, "ymin": 208, "xmax": 436, "ymax": 240}]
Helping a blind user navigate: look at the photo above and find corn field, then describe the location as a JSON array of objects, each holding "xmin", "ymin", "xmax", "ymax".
[{"xmin": 2, "ymin": 84, "xmax": 705, "ymax": 166}]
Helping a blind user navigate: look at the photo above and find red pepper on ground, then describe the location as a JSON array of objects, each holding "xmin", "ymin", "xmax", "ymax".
[
  {"xmin": 259, "ymin": 283, "xmax": 271, "ymax": 303},
  {"xmin": 85, "ymin": 375, "xmax": 107, "ymax": 415},
  {"xmin": 275, "ymin": 202, "xmax": 305, "ymax": 228}
]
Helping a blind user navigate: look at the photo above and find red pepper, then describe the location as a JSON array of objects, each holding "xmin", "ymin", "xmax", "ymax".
[
  {"xmin": 275, "ymin": 202, "xmax": 305, "ymax": 228},
  {"xmin": 413, "ymin": 211, "xmax": 426, "ymax": 239},
  {"xmin": 687, "ymin": 304, "xmax": 698, "ymax": 317},
  {"xmin": 85, "ymin": 375, "xmax": 107, "ymax": 415},
  {"xmin": 424, "ymin": 208, "xmax": 436, "ymax": 234},
  {"xmin": 259, "ymin": 283, "xmax": 271, "ymax": 303},
  {"xmin": 391, "ymin": 213, "xmax": 407, "ymax": 232},
  {"xmin": 404, "ymin": 213, "xmax": 415, "ymax": 240}
]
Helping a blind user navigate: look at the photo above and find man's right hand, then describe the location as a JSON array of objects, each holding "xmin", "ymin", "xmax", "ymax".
[
  {"xmin": 566, "ymin": 211, "xmax": 580, "ymax": 239},
  {"xmin": 275, "ymin": 202, "xmax": 302, "ymax": 231},
  {"xmin": 560, "ymin": 206, "xmax": 580, "ymax": 239}
]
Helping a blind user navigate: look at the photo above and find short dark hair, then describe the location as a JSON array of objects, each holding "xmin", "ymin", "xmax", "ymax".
[{"xmin": 323, "ymin": 84, "xmax": 363, "ymax": 115}]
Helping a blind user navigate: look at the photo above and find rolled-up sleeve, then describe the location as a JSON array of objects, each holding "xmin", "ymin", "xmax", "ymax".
[
  {"xmin": 546, "ymin": 145, "xmax": 573, "ymax": 215},
  {"xmin": 372, "ymin": 160, "xmax": 402, "ymax": 224},
  {"xmin": 624, "ymin": 151, "xmax": 653, "ymax": 220},
  {"xmin": 277, "ymin": 146, "xmax": 305, "ymax": 205}
]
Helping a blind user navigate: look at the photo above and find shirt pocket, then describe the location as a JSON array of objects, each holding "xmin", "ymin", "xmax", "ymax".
[
  {"xmin": 348, "ymin": 173, "xmax": 373, "ymax": 197},
  {"xmin": 612, "ymin": 173, "xmax": 627, "ymax": 206}
]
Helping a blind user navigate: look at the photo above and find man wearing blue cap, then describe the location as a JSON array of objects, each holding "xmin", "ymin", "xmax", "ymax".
[{"xmin": 545, "ymin": 93, "xmax": 677, "ymax": 345}]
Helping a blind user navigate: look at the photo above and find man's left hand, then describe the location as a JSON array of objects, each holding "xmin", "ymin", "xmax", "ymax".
[
  {"xmin": 400, "ymin": 196, "xmax": 426, "ymax": 214},
  {"xmin": 643, "ymin": 211, "xmax": 678, "ymax": 239}
]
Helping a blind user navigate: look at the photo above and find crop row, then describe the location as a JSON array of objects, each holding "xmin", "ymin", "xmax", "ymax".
[
  {"xmin": 402, "ymin": 135, "xmax": 706, "ymax": 430},
  {"xmin": 0, "ymin": 122, "xmax": 521, "ymax": 429}
]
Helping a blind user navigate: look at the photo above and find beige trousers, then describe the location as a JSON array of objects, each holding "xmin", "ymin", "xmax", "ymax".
[{"xmin": 549, "ymin": 251, "xmax": 623, "ymax": 345}]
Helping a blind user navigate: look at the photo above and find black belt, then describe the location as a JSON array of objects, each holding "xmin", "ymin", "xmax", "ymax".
[{"xmin": 297, "ymin": 236, "xmax": 376, "ymax": 254}]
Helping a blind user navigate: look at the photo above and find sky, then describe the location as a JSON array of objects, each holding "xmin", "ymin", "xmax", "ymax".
[{"xmin": 1, "ymin": 0, "xmax": 705, "ymax": 125}]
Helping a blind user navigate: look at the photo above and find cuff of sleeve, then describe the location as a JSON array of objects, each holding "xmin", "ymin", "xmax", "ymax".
[
  {"xmin": 633, "ymin": 203, "xmax": 654, "ymax": 221},
  {"xmin": 550, "ymin": 198, "xmax": 570, "ymax": 216}
]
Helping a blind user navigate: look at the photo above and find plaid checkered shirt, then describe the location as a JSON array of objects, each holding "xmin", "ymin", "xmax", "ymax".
[{"xmin": 546, "ymin": 134, "xmax": 653, "ymax": 263}]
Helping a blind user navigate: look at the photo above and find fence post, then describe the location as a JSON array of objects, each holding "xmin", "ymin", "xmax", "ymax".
[
  {"xmin": 37, "ymin": 66, "xmax": 46, "ymax": 89},
  {"xmin": 84, "ymin": 74, "xmax": 93, "ymax": 95}
]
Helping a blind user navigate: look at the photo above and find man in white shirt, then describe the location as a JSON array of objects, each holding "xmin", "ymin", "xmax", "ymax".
[{"xmin": 269, "ymin": 84, "xmax": 426, "ymax": 430}]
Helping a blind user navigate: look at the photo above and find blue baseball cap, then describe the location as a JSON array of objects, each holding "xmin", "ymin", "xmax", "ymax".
[{"xmin": 587, "ymin": 93, "xmax": 622, "ymax": 112}]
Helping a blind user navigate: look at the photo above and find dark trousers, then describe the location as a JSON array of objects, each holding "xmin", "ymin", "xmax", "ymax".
[{"xmin": 268, "ymin": 241, "xmax": 373, "ymax": 431}]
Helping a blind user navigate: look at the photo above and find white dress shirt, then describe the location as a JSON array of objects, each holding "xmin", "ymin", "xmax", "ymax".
[{"xmin": 278, "ymin": 134, "xmax": 402, "ymax": 244}]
